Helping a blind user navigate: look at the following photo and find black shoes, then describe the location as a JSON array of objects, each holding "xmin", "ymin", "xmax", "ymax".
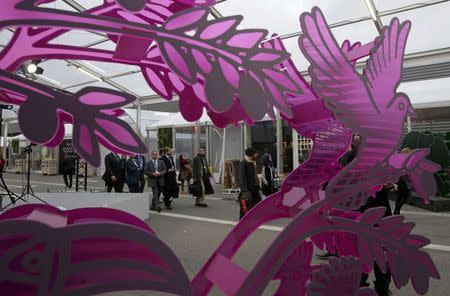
[
  {"xmin": 166, "ymin": 206, "xmax": 173, "ymax": 210},
  {"xmin": 195, "ymin": 203, "xmax": 208, "ymax": 207},
  {"xmin": 150, "ymin": 207, "xmax": 162, "ymax": 213}
]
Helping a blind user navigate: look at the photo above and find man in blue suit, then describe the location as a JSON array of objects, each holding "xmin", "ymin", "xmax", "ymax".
[
  {"xmin": 136, "ymin": 154, "xmax": 146, "ymax": 193},
  {"xmin": 124, "ymin": 155, "xmax": 140, "ymax": 193}
]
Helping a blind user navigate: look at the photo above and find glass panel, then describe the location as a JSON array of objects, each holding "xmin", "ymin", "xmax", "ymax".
[
  {"xmin": 398, "ymin": 77, "xmax": 450, "ymax": 107},
  {"xmin": 380, "ymin": 2, "xmax": 450, "ymax": 54},
  {"xmin": 0, "ymin": 30, "xmax": 14, "ymax": 47},
  {"xmin": 64, "ymin": 80, "xmax": 121, "ymax": 93},
  {"xmin": 251, "ymin": 121, "xmax": 276, "ymax": 171},
  {"xmin": 374, "ymin": 0, "xmax": 426, "ymax": 11},
  {"xmin": 80, "ymin": 60, "xmax": 140, "ymax": 77},
  {"xmin": 38, "ymin": 0, "xmax": 78, "ymax": 11},
  {"xmin": 50, "ymin": 30, "xmax": 106, "ymax": 47},
  {"xmin": 39, "ymin": 59, "xmax": 94, "ymax": 87},
  {"xmin": 175, "ymin": 126, "xmax": 195, "ymax": 162},
  {"xmin": 209, "ymin": 127, "xmax": 223, "ymax": 172},
  {"xmin": 110, "ymin": 72, "xmax": 158, "ymax": 96}
]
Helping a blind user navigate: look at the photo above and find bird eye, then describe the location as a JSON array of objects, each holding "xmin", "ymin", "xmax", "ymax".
[{"xmin": 398, "ymin": 102, "xmax": 405, "ymax": 110}]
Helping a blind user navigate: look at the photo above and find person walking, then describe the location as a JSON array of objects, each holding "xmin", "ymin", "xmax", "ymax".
[
  {"xmin": 61, "ymin": 155, "xmax": 76, "ymax": 190},
  {"xmin": 160, "ymin": 148, "xmax": 177, "ymax": 210},
  {"xmin": 192, "ymin": 147, "xmax": 213, "ymax": 207},
  {"xmin": 136, "ymin": 154, "xmax": 146, "ymax": 193},
  {"xmin": 237, "ymin": 147, "xmax": 262, "ymax": 219},
  {"xmin": 178, "ymin": 154, "xmax": 192, "ymax": 194},
  {"xmin": 394, "ymin": 148, "xmax": 412, "ymax": 215},
  {"xmin": 261, "ymin": 153, "xmax": 276, "ymax": 196},
  {"xmin": 102, "ymin": 152, "xmax": 125, "ymax": 193},
  {"xmin": 124, "ymin": 155, "xmax": 140, "ymax": 193},
  {"xmin": 359, "ymin": 183, "xmax": 394, "ymax": 296},
  {"xmin": 145, "ymin": 150, "xmax": 167, "ymax": 212}
]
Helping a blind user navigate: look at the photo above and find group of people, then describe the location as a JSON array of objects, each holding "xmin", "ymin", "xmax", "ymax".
[
  {"xmin": 237, "ymin": 148, "xmax": 279, "ymax": 219},
  {"xmin": 146, "ymin": 147, "xmax": 214, "ymax": 211},
  {"xmin": 102, "ymin": 147, "xmax": 214, "ymax": 212},
  {"xmin": 316, "ymin": 134, "xmax": 412, "ymax": 296},
  {"xmin": 102, "ymin": 152, "xmax": 146, "ymax": 193},
  {"xmin": 236, "ymin": 137, "xmax": 413, "ymax": 296}
]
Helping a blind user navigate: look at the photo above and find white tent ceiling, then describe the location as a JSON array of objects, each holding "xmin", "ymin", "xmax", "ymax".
[{"xmin": 0, "ymin": 0, "xmax": 449, "ymax": 117}]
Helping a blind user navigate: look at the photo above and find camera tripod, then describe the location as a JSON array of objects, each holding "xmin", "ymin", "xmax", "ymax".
[
  {"xmin": 18, "ymin": 145, "xmax": 47, "ymax": 204},
  {"xmin": 0, "ymin": 171, "xmax": 25, "ymax": 211}
]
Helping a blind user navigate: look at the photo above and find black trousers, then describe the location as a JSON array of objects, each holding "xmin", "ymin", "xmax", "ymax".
[
  {"xmin": 127, "ymin": 183, "xmax": 140, "ymax": 193},
  {"xmin": 359, "ymin": 189, "xmax": 392, "ymax": 296},
  {"xmin": 139, "ymin": 174, "xmax": 146, "ymax": 193},
  {"xmin": 107, "ymin": 181, "xmax": 124, "ymax": 193},
  {"xmin": 63, "ymin": 173, "xmax": 73, "ymax": 188},
  {"xmin": 361, "ymin": 264, "xmax": 391, "ymax": 296}
]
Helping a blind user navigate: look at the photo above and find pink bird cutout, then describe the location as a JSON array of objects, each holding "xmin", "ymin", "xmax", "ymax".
[{"xmin": 300, "ymin": 7, "xmax": 439, "ymax": 210}]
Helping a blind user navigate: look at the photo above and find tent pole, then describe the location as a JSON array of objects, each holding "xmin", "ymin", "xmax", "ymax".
[
  {"xmin": 276, "ymin": 110, "xmax": 283, "ymax": 175},
  {"xmin": 219, "ymin": 127, "xmax": 226, "ymax": 184},
  {"xmin": 136, "ymin": 100, "xmax": 142, "ymax": 137},
  {"xmin": 2, "ymin": 121, "xmax": 8, "ymax": 160},
  {"xmin": 292, "ymin": 129, "xmax": 299, "ymax": 169}
]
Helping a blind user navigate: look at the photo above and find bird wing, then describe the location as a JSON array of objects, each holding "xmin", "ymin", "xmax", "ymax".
[
  {"xmin": 364, "ymin": 18, "xmax": 411, "ymax": 108},
  {"xmin": 299, "ymin": 7, "xmax": 379, "ymax": 133},
  {"xmin": 283, "ymin": 120, "xmax": 352, "ymax": 191}
]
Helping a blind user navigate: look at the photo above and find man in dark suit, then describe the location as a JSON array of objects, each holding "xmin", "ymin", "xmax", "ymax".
[
  {"xmin": 161, "ymin": 148, "xmax": 177, "ymax": 210},
  {"xmin": 61, "ymin": 155, "xmax": 76, "ymax": 190},
  {"xmin": 124, "ymin": 155, "xmax": 140, "ymax": 193},
  {"xmin": 145, "ymin": 150, "xmax": 167, "ymax": 212},
  {"xmin": 102, "ymin": 152, "xmax": 125, "ymax": 193},
  {"xmin": 136, "ymin": 154, "xmax": 146, "ymax": 193}
]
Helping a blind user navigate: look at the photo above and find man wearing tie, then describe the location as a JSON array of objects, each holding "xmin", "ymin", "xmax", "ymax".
[
  {"xmin": 161, "ymin": 148, "xmax": 178, "ymax": 210},
  {"xmin": 145, "ymin": 150, "xmax": 167, "ymax": 212}
]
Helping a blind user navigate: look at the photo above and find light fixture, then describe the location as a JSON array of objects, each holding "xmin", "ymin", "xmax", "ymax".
[
  {"xmin": 23, "ymin": 60, "xmax": 44, "ymax": 75},
  {"xmin": 78, "ymin": 67, "xmax": 102, "ymax": 82},
  {"xmin": 26, "ymin": 63, "xmax": 37, "ymax": 74}
]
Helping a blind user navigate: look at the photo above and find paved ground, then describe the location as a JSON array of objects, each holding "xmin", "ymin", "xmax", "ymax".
[{"xmin": 1, "ymin": 172, "xmax": 449, "ymax": 295}]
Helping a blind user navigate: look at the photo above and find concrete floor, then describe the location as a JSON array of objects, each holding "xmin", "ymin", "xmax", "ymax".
[{"xmin": 1, "ymin": 172, "xmax": 449, "ymax": 295}]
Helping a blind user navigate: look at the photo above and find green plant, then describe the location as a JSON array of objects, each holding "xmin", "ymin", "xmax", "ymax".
[
  {"xmin": 402, "ymin": 131, "xmax": 450, "ymax": 197},
  {"xmin": 157, "ymin": 128, "xmax": 172, "ymax": 150}
]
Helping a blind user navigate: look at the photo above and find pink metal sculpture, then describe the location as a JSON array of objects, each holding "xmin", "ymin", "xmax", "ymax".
[{"xmin": 0, "ymin": 1, "xmax": 441, "ymax": 296}]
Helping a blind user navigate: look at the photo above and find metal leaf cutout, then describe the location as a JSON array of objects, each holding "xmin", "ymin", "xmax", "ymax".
[{"xmin": 157, "ymin": 7, "xmax": 298, "ymax": 119}]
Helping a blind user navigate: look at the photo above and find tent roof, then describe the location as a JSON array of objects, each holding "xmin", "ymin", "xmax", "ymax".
[{"xmin": 0, "ymin": 0, "xmax": 449, "ymax": 114}]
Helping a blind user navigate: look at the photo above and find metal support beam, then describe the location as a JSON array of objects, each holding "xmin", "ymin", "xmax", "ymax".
[
  {"xmin": 172, "ymin": 127, "xmax": 176, "ymax": 149},
  {"xmin": 292, "ymin": 129, "xmax": 299, "ymax": 170},
  {"xmin": 364, "ymin": 0, "xmax": 384, "ymax": 34},
  {"xmin": 75, "ymin": 155, "xmax": 88, "ymax": 192},
  {"xmin": 136, "ymin": 99, "xmax": 142, "ymax": 136},
  {"xmin": 220, "ymin": 127, "xmax": 226, "ymax": 184},
  {"xmin": 276, "ymin": 111, "xmax": 283, "ymax": 175},
  {"xmin": 194, "ymin": 121, "xmax": 200, "ymax": 154}
]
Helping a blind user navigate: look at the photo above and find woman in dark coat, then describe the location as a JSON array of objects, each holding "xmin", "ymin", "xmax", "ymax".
[
  {"xmin": 178, "ymin": 154, "xmax": 192, "ymax": 193},
  {"xmin": 261, "ymin": 153, "xmax": 276, "ymax": 196}
]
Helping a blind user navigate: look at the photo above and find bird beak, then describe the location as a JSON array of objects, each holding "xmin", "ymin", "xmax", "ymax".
[{"xmin": 408, "ymin": 106, "xmax": 416, "ymax": 118}]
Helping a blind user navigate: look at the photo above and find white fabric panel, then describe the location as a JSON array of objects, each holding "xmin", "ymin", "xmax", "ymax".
[
  {"xmin": 110, "ymin": 72, "xmax": 158, "ymax": 96},
  {"xmin": 215, "ymin": 0, "xmax": 370, "ymax": 36},
  {"xmin": 380, "ymin": 2, "xmax": 450, "ymax": 54}
]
